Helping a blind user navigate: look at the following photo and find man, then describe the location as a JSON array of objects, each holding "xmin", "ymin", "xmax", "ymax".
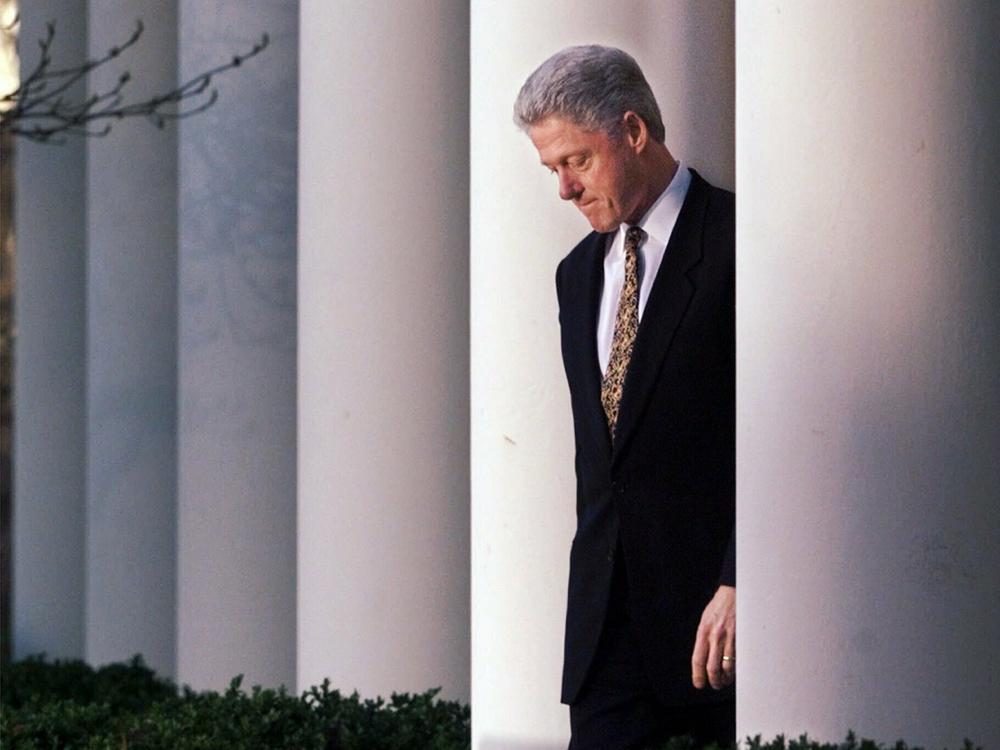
[{"xmin": 514, "ymin": 46, "xmax": 736, "ymax": 749}]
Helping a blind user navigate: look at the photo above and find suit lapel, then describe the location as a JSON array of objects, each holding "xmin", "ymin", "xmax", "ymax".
[
  {"xmin": 611, "ymin": 170, "xmax": 709, "ymax": 466},
  {"xmin": 564, "ymin": 231, "xmax": 613, "ymax": 463}
]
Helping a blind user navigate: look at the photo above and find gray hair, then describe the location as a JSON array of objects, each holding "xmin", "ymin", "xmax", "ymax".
[{"xmin": 513, "ymin": 45, "xmax": 665, "ymax": 143}]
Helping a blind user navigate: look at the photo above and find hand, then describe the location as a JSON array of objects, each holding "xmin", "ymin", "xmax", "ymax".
[{"xmin": 691, "ymin": 584, "xmax": 735, "ymax": 690}]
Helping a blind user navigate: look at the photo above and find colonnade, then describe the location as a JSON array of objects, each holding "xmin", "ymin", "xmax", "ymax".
[
  {"xmin": 15, "ymin": 0, "xmax": 300, "ymax": 690},
  {"xmin": 12, "ymin": 2, "xmax": 998, "ymax": 748}
]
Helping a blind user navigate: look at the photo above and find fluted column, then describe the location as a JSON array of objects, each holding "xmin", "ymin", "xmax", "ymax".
[
  {"xmin": 297, "ymin": 0, "xmax": 470, "ymax": 702},
  {"xmin": 737, "ymin": 2, "xmax": 1000, "ymax": 747},
  {"xmin": 13, "ymin": 0, "xmax": 300, "ymax": 688},
  {"xmin": 470, "ymin": 2, "xmax": 734, "ymax": 746},
  {"xmin": 84, "ymin": 0, "xmax": 178, "ymax": 675},
  {"xmin": 175, "ymin": 0, "xmax": 298, "ymax": 691},
  {"xmin": 12, "ymin": 0, "xmax": 88, "ymax": 661}
]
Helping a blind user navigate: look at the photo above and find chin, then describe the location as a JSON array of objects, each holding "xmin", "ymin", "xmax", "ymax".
[
  {"xmin": 588, "ymin": 217, "xmax": 621, "ymax": 233},
  {"xmin": 582, "ymin": 208, "xmax": 621, "ymax": 233}
]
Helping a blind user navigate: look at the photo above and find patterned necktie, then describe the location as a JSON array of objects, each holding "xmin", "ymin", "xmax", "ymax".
[{"xmin": 601, "ymin": 226, "xmax": 645, "ymax": 440}]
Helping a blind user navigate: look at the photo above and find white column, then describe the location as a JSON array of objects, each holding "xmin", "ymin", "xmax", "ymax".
[
  {"xmin": 176, "ymin": 0, "xmax": 298, "ymax": 691},
  {"xmin": 13, "ymin": 0, "xmax": 301, "ymax": 687},
  {"xmin": 12, "ymin": 0, "xmax": 88, "ymax": 660},
  {"xmin": 470, "ymin": 2, "xmax": 734, "ymax": 747},
  {"xmin": 298, "ymin": 0, "xmax": 470, "ymax": 702},
  {"xmin": 85, "ymin": 1, "xmax": 178, "ymax": 676},
  {"xmin": 737, "ymin": 2, "xmax": 1000, "ymax": 747}
]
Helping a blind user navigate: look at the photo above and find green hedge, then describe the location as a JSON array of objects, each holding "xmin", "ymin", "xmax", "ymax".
[
  {"xmin": 654, "ymin": 735, "xmax": 982, "ymax": 750},
  {"xmin": 0, "ymin": 656, "xmax": 983, "ymax": 750},
  {"xmin": 1, "ymin": 655, "xmax": 470, "ymax": 749}
]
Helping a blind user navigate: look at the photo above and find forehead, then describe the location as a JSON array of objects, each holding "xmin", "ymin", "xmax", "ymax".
[{"xmin": 528, "ymin": 115, "xmax": 608, "ymax": 165}]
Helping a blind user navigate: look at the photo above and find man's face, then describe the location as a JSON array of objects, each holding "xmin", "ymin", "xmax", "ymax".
[{"xmin": 528, "ymin": 114, "xmax": 642, "ymax": 233}]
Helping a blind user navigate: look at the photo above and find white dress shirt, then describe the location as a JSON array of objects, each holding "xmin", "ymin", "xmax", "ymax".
[{"xmin": 597, "ymin": 162, "xmax": 692, "ymax": 375}]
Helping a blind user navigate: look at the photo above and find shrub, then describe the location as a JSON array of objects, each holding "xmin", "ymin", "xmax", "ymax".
[
  {"xmin": 0, "ymin": 657, "xmax": 982, "ymax": 750},
  {"xmin": 652, "ymin": 732, "xmax": 983, "ymax": 750},
  {"xmin": 2, "ymin": 654, "xmax": 176, "ymax": 714},
  {"xmin": 1, "ymin": 655, "xmax": 470, "ymax": 749}
]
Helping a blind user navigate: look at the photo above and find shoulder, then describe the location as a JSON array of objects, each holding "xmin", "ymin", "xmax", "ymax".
[
  {"xmin": 555, "ymin": 230, "xmax": 605, "ymax": 295},
  {"xmin": 689, "ymin": 169, "xmax": 734, "ymax": 226},
  {"xmin": 561, "ymin": 230, "xmax": 604, "ymax": 270},
  {"xmin": 689, "ymin": 170, "xmax": 734, "ymax": 256},
  {"xmin": 685, "ymin": 171, "xmax": 734, "ymax": 286},
  {"xmin": 707, "ymin": 183, "xmax": 734, "ymax": 224}
]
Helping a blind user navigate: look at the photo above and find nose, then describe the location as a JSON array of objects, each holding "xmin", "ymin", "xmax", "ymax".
[{"xmin": 557, "ymin": 169, "xmax": 581, "ymax": 202}]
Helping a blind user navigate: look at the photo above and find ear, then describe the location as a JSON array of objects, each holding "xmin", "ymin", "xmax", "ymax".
[{"xmin": 622, "ymin": 111, "xmax": 648, "ymax": 154}]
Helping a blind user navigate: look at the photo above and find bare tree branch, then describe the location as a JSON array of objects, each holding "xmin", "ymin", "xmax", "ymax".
[{"xmin": 1, "ymin": 18, "xmax": 269, "ymax": 143}]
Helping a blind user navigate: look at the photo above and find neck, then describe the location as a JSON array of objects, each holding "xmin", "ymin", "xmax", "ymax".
[{"xmin": 626, "ymin": 145, "xmax": 678, "ymax": 225}]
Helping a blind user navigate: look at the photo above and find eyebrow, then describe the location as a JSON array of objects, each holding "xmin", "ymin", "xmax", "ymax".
[{"xmin": 539, "ymin": 150, "xmax": 587, "ymax": 169}]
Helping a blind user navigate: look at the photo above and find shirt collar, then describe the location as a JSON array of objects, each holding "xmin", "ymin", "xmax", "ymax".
[{"xmin": 614, "ymin": 160, "xmax": 690, "ymax": 254}]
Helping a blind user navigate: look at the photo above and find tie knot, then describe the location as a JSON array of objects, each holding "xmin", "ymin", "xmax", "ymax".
[{"xmin": 624, "ymin": 226, "xmax": 645, "ymax": 255}]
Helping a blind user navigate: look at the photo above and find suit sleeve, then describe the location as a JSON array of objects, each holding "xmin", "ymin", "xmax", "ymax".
[
  {"xmin": 717, "ymin": 187, "xmax": 736, "ymax": 590},
  {"xmin": 555, "ymin": 257, "xmax": 566, "ymax": 324},
  {"xmin": 718, "ymin": 531, "xmax": 735, "ymax": 588}
]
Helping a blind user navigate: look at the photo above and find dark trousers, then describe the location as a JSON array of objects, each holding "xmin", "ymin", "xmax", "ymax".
[{"xmin": 568, "ymin": 545, "xmax": 735, "ymax": 750}]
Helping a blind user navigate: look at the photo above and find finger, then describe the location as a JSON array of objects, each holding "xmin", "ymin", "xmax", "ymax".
[
  {"xmin": 721, "ymin": 628, "xmax": 736, "ymax": 685},
  {"xmin": 691, "ymin": 624, "xmax": 709, "ymax": 689},
  {"xmin": 706, "ymin": 626, "xmax": 724, "ymax": 690}
]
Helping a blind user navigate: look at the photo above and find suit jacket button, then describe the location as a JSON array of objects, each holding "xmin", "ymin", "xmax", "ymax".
[{"xmin": 606, "ymin": 547, "xmax": 615, "ymax": 562}]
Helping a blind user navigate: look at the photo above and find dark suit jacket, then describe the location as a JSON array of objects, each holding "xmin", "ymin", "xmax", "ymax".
[{"xmin": 555, "ymin": 168, "xmax": 735, "ymax": 707}]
